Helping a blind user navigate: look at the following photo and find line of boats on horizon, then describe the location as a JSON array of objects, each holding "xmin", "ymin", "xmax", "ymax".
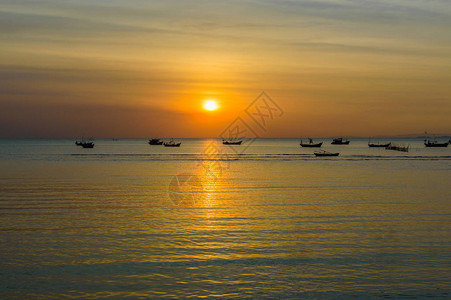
[
  {"xmin": 300, "ymin": 138, "xmax": 412, "ymax": 156},
  {"xmin": 148, "ymin": 138, "xmax": 243, "ymax": 147},
  {"xmin": 300, "ymin": 137, "xmax": 448, "ymax": 150},
  {"xmin": 75, "ymin": 137, "xmax": 450, "ymax": 153}
]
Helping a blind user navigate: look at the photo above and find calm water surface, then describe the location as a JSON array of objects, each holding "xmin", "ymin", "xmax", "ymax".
[{"xmin": 0, "ymin": 138, "xmax": 450, "ymax": 299}]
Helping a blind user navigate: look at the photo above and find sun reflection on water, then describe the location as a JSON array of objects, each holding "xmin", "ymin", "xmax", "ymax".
[{"xmin": 1, "ymin": 139, "xmax": 450, "ymax": 299}]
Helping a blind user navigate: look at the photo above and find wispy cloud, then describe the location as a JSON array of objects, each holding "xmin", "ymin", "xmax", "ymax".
[{"xmin": 0, "ymin": 0, "xmax": 449, "ymax": 137}]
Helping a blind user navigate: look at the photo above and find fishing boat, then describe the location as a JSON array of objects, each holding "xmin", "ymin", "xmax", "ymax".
[
  {"xmin": 81, "ymin": 142, "xmax": 94, "ymax": 148},
  {"xmin": 222, "ymin": 139, "xmax": 242, "ymax": 145},
  {"xmin": 424, "ymin": 139, "xmax": 448, "ymax": 147},
  {"xmin": 386, "ymin": 144, "xmax": 409, "ymax": 152},
  {"xmin": 163, "ymin": 139, "xmax": 181, "ymax": 147},
  {"xmin": 314, "ymin": 150, "xmax": 339, "ymax": 157},
  {"xmin": 148, "ymin": 138, "xmax": 163, "ymax": 145},
  {"xmin": 300, "ymin": 138, "xmax": 322, "ymax": 147},
  {"xmin": 75, "ymin": 138, "xmax": 94, "ymax": 148},
  {"xmin": 368, "ymin": 142, "xmax": 391, "ymax": 147},
  {"xmin": 331, "ymin": 138, "xmax": 350, "ymax": 145}
]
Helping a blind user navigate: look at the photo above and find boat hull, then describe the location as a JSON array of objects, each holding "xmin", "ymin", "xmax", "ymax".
[
  {"xmin": 424, "ymin": 142, "xmax": 448, "ymax": 147},
  {"xmin": 149, "ymin": 139, "xmax": 163, "ymax": 145},
  {"xmin": 368, "ymin": 143, "xmax": 391, "ymax": 148},
  {"xmin": 223, "ymin": 141, "xmax": 242, "ymax": 145},
  {"xmin": 331, "ymin": 141, "xmax": 350, "ymax": 145},
  {"xmin": 386, "ymin": 145, "xmax": 409, "ymax": 152},
  {"xmin": 81, "ymin": 143, "xmax": 94, "ymax": 148},
  {"xmin": 331, "ymin": 138, "xmax": 350, "ymax": 145},
  {"xmin": 314, "ymin": 151, "xmax": 339, "ymax": 157}
]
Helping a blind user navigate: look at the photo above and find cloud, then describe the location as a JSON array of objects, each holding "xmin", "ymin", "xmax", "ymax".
[{"xmin": 0, "ymin": 0, "xmax": 449, "ymax": 137}]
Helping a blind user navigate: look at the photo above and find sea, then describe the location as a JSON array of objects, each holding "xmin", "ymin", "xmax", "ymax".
[{"xmin": 0, "ymin": 138, "xmax": 450, "ymax": 299}]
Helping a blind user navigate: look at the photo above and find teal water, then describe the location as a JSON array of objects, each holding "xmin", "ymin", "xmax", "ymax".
[{"xmin": 0, "ymin": 138, "xmax": 450, "ymax": 299}]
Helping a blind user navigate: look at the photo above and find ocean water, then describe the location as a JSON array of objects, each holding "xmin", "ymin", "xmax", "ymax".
[{"xmin": 0, "ymin": 138, "xmax": 450, "ymax": 299}]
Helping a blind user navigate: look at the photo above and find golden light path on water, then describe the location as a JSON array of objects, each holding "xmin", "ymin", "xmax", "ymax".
[{"xmin": 0, "ymin": 138, "xmax": 450, "ymax": 298}]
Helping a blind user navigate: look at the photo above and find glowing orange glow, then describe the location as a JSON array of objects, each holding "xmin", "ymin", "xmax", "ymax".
[{"xmin": 203, "ymin": 100, "xmax": 219, "ymax": 111}]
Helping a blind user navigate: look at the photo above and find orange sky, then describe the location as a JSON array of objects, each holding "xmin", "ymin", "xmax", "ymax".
[{"xmin": 0, "ymin": 1, "xmax": 450, "ymax": 138}]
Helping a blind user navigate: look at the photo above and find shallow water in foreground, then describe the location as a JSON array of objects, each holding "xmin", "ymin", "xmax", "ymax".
[{"xmin": 0, "ymin": 139, "xmax": 450, "ymax": 298}]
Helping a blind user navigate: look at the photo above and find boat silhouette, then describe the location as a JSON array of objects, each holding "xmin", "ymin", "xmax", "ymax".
[
  {"xmin": 75, "ymin": 138, "xmax": 95, "ymax": 148},
  {"xmin": 368, "ymin": 142, "xmax": 391, "ymax": 147},
  {"xmin": 163, "ymin": 139, "xmax": 181, "ymax": 147},
  {"xmin": 386, "ymin": 144, "xmax": 409, "ymax": 152},
  {"xmin": 314, "ymin": 150, "xmax": 339, "ymax": 157},
  {"xmin": 300, "ymin": 138, "xmax": 322, "ymax": 147},
  {"xmin": 331, "ymin": 138, "xmax": 350, "ymax": 145},
  {"xmin": 223, "ymin": 139, "xmax": 242, "ymax": 145},
  {"xmin": 148, "ymin": 138, "xmax": 163, "ymax": 145},
  {"xmin": 81, "ymin": 142, "xmax": 94, "ymax": 148},
  {"xmin": 424, "ymin": 139, "xmax": 448, "ymax": 147}
]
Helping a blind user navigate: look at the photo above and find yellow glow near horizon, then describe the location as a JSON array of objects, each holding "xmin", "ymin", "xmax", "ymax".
[{"xmin": 203, "ymin": 100, "xmax": 219, "ymax": 111}]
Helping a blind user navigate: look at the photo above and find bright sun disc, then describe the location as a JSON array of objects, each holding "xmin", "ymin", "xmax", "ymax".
[{"xmin": 203, "ymin": 100, "xmax": 218, "ymax": 111}]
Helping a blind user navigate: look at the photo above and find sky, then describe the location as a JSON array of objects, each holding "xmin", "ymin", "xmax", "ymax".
[{"xmin": 0, "ymin": 0, "xmax": 450, "ymax": 138}]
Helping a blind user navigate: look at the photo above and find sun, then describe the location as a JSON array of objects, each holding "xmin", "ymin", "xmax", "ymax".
[{"xmin": 203, "ymin": 100, "xmax": 219, "ymax": 111}]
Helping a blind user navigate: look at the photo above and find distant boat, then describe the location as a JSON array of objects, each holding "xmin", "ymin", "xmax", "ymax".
[
  {"xmin": 386, "ymin": 144, "xmax": 409, "ymax": 152},
  {"xmin": 424, "ymin": 139, "xmax": 448, "ymax": 147},
  {"xmin": 223, "ymin": 139, "xmax": 242, "ymax": 145},
  {"xmin": 81, "ymin": 142, "xmax": 94, "ymax": 148},
  {"xmin": 368, "ymin": 142, "xmax": 391, "ymax": 148},
  {"xmin": 300, "ymin": 138, "xmax": 322, "ymax": 147},
  {"xmin": 314, "ymin": 150, "xmax": 339, "ymax": 157},
  {"xmin": 149, "ymin": 138, "xmax": 163, "ymax": 145},
  {"xmin": 163, "ymin": 139, "xmax": 181, "ymax": 147},
  {"xmin": 331, "ymin": 138, "xmax": 350, "ymax": 145},
  {"xmin": 75, "ymin": 138, "xmax": 94, "ymax": 148}
]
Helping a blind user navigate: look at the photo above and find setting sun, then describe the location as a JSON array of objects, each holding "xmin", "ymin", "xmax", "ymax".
[{"xmin": 203, "ymin": 100, "xmax": 219, "ymax": 111}]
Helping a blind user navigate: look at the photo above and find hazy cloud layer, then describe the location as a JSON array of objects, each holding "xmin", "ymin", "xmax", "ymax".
[{"xmin": 0, "ymin": 0, "xmax": 449, "ymax": 137}]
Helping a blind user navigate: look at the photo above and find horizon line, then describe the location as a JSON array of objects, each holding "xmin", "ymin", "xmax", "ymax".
[{"xmin": 1, "ymin": 135, "xmax": 450, "ymax": 140}]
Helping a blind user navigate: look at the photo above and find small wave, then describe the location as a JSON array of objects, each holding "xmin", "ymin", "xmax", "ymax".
[{"xmin": 66, "ymin": 153, "xmax": 451, "ymax": 162}]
